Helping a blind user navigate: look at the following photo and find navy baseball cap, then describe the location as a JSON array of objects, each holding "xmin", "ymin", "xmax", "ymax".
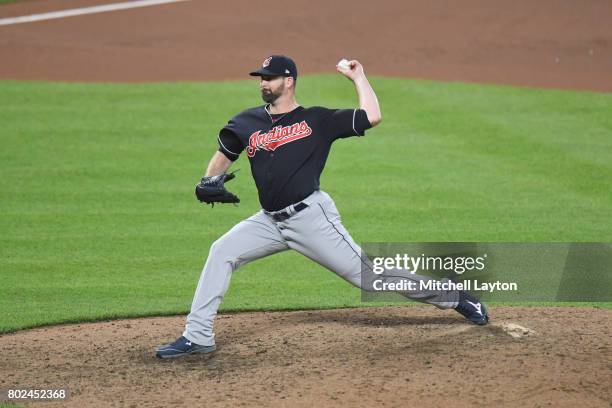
[{"xmin": 249, "ymin": 55, "xmax": 298, "ymax": 80}]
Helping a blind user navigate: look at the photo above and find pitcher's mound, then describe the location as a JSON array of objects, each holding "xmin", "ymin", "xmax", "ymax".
[{"xmin": 1, "ymin": 306, "xmax": 610, "ymax": 407}]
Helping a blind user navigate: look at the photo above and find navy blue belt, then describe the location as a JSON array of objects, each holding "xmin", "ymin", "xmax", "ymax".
[{"xmin": 268, "ymin": 202, "xmax": 309, "ymax": 222}]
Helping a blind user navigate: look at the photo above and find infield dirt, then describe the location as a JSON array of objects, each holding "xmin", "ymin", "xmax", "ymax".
[
  {"xmin": 1, "ymin": 307, "xmax": 611, "ymax": 407},
  {"xmin": 1, "ymin": 1, "xmax": 611, "ymax": 407},
  {"xmin": 0, "ymin": 0, "xmax": 611, "ymax": 91}
]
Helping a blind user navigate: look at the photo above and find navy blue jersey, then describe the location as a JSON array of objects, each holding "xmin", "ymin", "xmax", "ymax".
[{"xmin": 218, "ymin": 105, "xmax": 372, "ymax": 211}]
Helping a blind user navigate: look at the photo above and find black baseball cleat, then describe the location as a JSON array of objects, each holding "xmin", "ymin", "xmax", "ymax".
[
  {"xmin": 155, "ymin": 336, "xmax": 216, "ymax": 359},
  {"xmin": 455, "ymin": 291, "xmax": 489, "ymax": 325}
]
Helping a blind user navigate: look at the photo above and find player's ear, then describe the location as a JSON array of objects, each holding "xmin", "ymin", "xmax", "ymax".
[{"xmin": 287, "ymin": 76, "xmax": 296, "ymax": 90}]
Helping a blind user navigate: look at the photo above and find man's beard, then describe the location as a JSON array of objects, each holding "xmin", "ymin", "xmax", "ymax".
[{"xmin": 261, "ymin": 83, "xmax": 284, "ymax": 103}]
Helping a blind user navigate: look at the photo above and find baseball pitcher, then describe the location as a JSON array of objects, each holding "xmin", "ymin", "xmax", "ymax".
[{"xmin": 156, "ymin": 55, "xmax": 489, "ymax": 358}]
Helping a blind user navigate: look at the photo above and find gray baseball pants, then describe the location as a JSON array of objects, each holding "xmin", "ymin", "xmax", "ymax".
[{"xmin": 184, "ymin": 190, "xmax": 460, "ymax": 346}]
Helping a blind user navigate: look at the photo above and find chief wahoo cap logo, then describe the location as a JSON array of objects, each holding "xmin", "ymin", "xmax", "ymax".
[{"xmin": 262, "ymin": 56, "xmax": 272, "ymax": 67}]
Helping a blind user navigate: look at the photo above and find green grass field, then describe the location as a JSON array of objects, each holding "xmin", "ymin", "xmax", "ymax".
[{"xmin": 1, "ymin": 76, "xmax": 611, "ymax": 333}]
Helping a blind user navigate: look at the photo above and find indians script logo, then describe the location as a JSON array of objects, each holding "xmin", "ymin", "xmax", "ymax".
[
  {"xmin": 246, "ymin": 121, "xmax": 312, "ymax": 157},
  {"xmin": 262, "ymin": 57, "xmax": 272, "ymax": 67}
]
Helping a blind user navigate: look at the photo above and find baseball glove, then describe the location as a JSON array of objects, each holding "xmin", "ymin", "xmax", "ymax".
[{"xmin": 195, "ymin": 170, "xmax": 240, "ymax": 207}]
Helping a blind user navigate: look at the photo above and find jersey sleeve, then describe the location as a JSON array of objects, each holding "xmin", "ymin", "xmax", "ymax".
[
  {"xmin": 217, "ymin": 120, "xmax": 245, "ymax": 161},
  {"xmin": 323, "ymin": 108, "xmax": 373, "ymax": 141}
]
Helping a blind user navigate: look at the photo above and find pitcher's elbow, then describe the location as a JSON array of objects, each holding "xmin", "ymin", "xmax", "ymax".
[{"xmin": 369, "ymin": 113, "xmax": 382, "ymax": 127}]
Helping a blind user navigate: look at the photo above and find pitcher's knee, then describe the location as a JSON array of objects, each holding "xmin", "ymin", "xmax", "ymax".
[{"xmin": 208, "ymin": 236, "xmax": 235, "ymax": 264}]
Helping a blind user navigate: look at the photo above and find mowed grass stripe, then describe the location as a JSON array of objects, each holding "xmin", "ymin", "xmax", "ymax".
[{"xmin": 1, "ymin": 77, "xmax": 611, "ymax": 333}]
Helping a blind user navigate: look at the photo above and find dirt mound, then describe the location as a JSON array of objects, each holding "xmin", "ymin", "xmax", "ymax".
[
  {"xmin": 1, "ymin": 306, "xmax": 610, "ymax": 407},
  {"xmin": 1, "ymin": 0, "xmax": 611, "ymax": 91}
]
